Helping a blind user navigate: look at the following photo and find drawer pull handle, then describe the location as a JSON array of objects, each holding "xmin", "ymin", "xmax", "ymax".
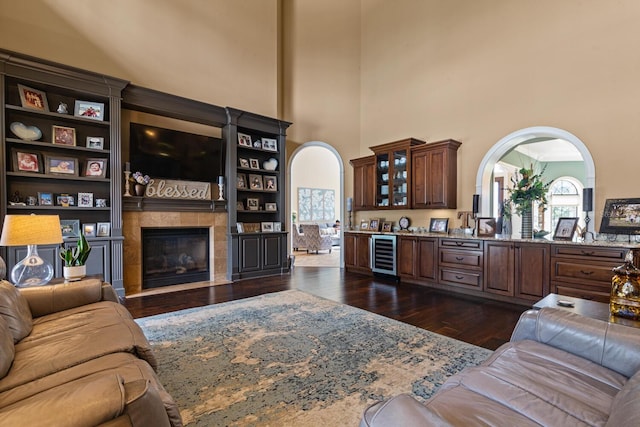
[
  {"xmin": 456, "ymin": 242, "xmax": 464, "ymax": 246},
  {"xmin": 455, "ymin": 275, "xmax": 464, "ymax": 279},
  {"xmin": 581, "ymin": 251, "xmax": 595, "ymax": 256},
  {"xmin": 455, "ymin": 256, "xmax": 464, "ymax": 261},
  {"xmin": 580, "ymin": 270, "xmax": 594, "ymax": 276}
]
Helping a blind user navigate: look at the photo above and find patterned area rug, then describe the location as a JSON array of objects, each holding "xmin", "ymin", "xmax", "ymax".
[{"xmin": 136, "ymin": 290, "xmax": 491, "ymax": 426}]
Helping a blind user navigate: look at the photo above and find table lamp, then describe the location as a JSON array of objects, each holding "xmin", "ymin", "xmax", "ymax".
[{"xmin": 0, "ymin": 214, "xmax": 63, "ymax": 287}]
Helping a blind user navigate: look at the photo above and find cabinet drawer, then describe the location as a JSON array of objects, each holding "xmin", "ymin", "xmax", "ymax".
[
  {"xmin": 551, "ymin": 259, "xmax": 616, "ymax": 285},
  {"xmin": 440, "ymin": 238, "xmax": 483, "ymax": 250},
  {"xmin": 439, "ymin": 249, "xmax": 483, "ymax": 269},
  {"xmin": 554, "ymin": 285, "xmax": 609, "ymax": 303},
  {"xmin": 551, "ymin": 245, "xmax": 629, "ymax": 262},
  {"xmin": 439, "ymin": 268, "xmax": 482, "ymax": 289}
]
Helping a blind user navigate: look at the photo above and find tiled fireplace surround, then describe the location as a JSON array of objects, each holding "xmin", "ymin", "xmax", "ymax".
[{"xmin": 122, "ymin": 211, "xmax": 228, "ymax": 296}]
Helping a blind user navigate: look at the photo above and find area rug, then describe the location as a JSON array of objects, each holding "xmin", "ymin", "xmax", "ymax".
[{"xmin": 136, "ymin": 290, "xmax": 491, "ymax": 426}]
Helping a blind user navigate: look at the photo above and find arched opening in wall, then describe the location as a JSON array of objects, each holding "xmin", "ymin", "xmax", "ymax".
[
  {"xmin": 288, "ymin": 142, "xmax": 344, "ymax": 268},
  {"xmin": 476, "ymin": 126, "xmax": 595, "ymax": 238}
]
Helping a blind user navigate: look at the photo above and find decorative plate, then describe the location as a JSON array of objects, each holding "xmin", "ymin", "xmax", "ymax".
[
  {"xmin": 10, "ymin": 122, "xmax": 42, "ymax": 141},
  {"xmin": 263, "ymin": 158, "xmax": 278, "ymax": 171},
  {"xmin": 399, "ymin": 216, "xmax": 410, "ymax": 230}
]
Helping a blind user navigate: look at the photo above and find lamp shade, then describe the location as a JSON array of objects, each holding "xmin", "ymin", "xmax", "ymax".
[{"xmin": 0, "ymin": 215, "xmax": 63, "ymax": 246}]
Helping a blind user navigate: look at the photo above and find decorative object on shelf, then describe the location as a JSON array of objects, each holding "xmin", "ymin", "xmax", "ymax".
[
  {"xmin": 261, "ymin": 222, "xmax": 274, "ymax": 232},
  {"xmin": 610, "ymin": 250, "xmax": 640, "ymax": 320},
  {"xmin": 508, "ymin": 164, "xmax": 550, "ymax": 239},
  {"xmin": 217, "ymin": 176, "xmax": 225, "ymax": 201},
  {"xmin": 83, "ymin": 223, "xmax": 96, "ymax": 237},
  {"xmin": 347, "ymin": 197, "xmax": 353, "ymax": 230},
  {"xmin": 95, "ymin": 198, "xmax": 107, "ymax": 208},
  {"xmin": 599, "ymin": 198, "xmax": 640, "ymax": 236},
  {"xmin": 253, "ymin": 140, "xmax": 262, "ymax": 148},
  {"xmin": 472, "ymin": 194, "xmax": 480, "ymax": 217},
  {"xmin": 360, "ymin": 220, "xmax": 369, "ymax": 230},
  {"xmin": 236, "ymin": 223, "xmax": 245, "ymax": 233},
  {"xmin": 261, "ymin": 137, "xmax": 278, "ymax": 152},
  {"xmin": 77, "ymin": 192, "xmax": 94, "ymax": 208},
  {"xmin": 239, "ymin": 158, "xmax": 249, "ymax": 168},
  {"xmin": 398, "ymin": 216, "xmax": 410, "ymax": 231},
  {"xmin": 273, "ymin": 222, "xmax": 282, "ymax": 232},
  {"xmin": 96, "ymin": 222, "xmax": 110, "ymax": 237},
  {"xmin": 476, "ymin": 217, "xmax": 497, "ymax": 237},
  {"xmin": 83, "ymin": 158, "xmax": 107, "ymax": 178},
  {"xmin": 265, "ymin": 202, "xmax": 277, "ymax": 211},
  {"xmin": 430, "ymin": 218, "xmax": 450, "ymax": 234},
  {"xmin": 17, "ymin": 84, "xmax": 49, "ymax": 111},
  {"xmin": 533, "ymin": 230, "xmax": 550, "ymax": 239},
  {"xmin": 134, "ymin": 184, "xmax": 145, "ymax": 197},
  {"xmin": 123, "ymin": 162, "xmax": 132, "ymax": 197},
  {"xmin": 238, "ymin": 132, "xmax": 252, "ymax": 147},
  {"xmin": 45, "ymin": 155, "xmax": 78, "ymax": 176},
  {"xmin": 57, "ymin": 102, "xmax": 68, "ymax": 114},
  {"xmin": 0, "ymin": 214, "xmax": 63, "ymax": 287},
  {"xmin": 381, "ymin": 221, "xmax": 392, "ymax": 232},
  {"xmin": 131, "ymin": 171, "xmax": 150, "ymax": 197},
  {"xmin": 74, "ymin": 100, "xmax": 104, "ymax": 121},
  {"xmin": 263, "ymin": 157, "xmax": 278, "ymax": 171},
  {"xmin": 10, "ymin": 122, "xmax": 42, "ymax": 141},
  {"xmin": 237, "ymin": 201, "xmax": 244, "ymax": 211},
  {"xmin": 26, "ymin": 196, "xmax": 36, "ymax": 206},
  {"xmin": 52, "ymin": 125, "xmax": 76, "ymax": 146},
  {"xmin": 369, "ymin": 218, "xmax": 380, "ymax": 232},
  {"xmin": 247, "ymin": 198, "xmax": 259, "ymax": 211},
  {"xmin": 263, "ymin": 175, "xmax": 277, "ymax": 191},
  {"xmin": 249, "ymin": 174, "xmax": 263, "ymax": 190},
  {"xmin": 243, "ymin": 223, "xmax": 261, "ymax": 233},
  {"xmin": 237, "ymin": 173, "xmax": 247, "ymax": 189},
  {"xmin": 59, "ymin": 232, "xmax": 91, "ymax": 282},
  {"xmin": 581, "ymin": 187, "xmax": 594, "ymax": 241},
  {"xmin": 249, "ymin": 158, "xmax": 260, "ymax": 169},
  {"xmin": 12, "ymin": 148, "xmax": 42, "ymax": 173},
  {"xmin": 86, "ymin": 136, "xmax": 104, "ymax": 149},
  {"xmin": 553, "ymin": 217, "xmax": 579, "ymax": 241},
  {"xmin": 56, "ymin": 194, "xmax": 75, "ymax": 207},
  {"xmin": 60, "ymin": 219, "xmax": 80, "ymax": 238},
  {"xmin": 37, "ymin": 192, "xmax": 53, "ymax": 206}
]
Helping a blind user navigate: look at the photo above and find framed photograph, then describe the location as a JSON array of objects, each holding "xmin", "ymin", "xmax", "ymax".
[
  {"xmin": 360, "ymin": 220, "xmax": 369, "ymax": 230},
  {"xmin": 78, "ymin": 192, "xmax": 94, "ymax": 208},
  {"xmin": 95, "ymin": 198, "xmax": 108, "ymax": 208},
  {"xmin": 37, "ymin": 192, "xmax": 53, "ymax": 206},
  {"xmin": 83, "ymin": 158, "xmax": 107, "ymax": 178},
  {"xmin": 553, "ymin": 217, "xmax": 579, "ymax": 240},
  {"xmin": 477, "ymin": 217, "xmax": 497, "ymax": 237},
  {"xmin": 249, "ymin": 158, "xmax": 260, "ymax": 169},
  {"xmin": 244, "ymin": 223, "xmax": 261, "ymax": 233},
  {"xmin": 369, "ymin": 218, "xmax": 380, "ymax": 232},
  {"xmin": 96, "ymin": 222, "xmax": 111, "ymax": 237},
  {"xmin": 261, "ymin": 222, "xmax": 274, "ymax": 232},
  {"xmin": 249, "ymin": 174, "xmax": 263, "ymax": 190},
  {"xmin": 239, "ymin": 158, "xmax": 250, "ymax": 168},
  {"xmin": 265, "ymin": 202, "xmax": 277, "ymax": 211},
  {"xmin": 382, "ymin": 221, "xmax": 393, "ymax": 232},
  {"xmin": 60, "ymin": 219, "xmax": 80, "ymax": 238},
  {"xmin": 45, "ymin": 155, "xmax": 78, "ymax": 176},
  {"xmin": 86, "ymin": 136, "xmax": 104, "ymax": 149},
  {"xmin": 247, "ymin": 198, "xmax": 259, "ymax": 211},
  {"xmin": 56, "ymin": 194, "xmax": 75, "ymax": 207},
  {"xmin": 236, "ymin": 173, "xmax": 247, "ymax": 189},
  {"xmin": 52, "ymin": 125, "xmax": 76, "ymax": 146},
  {"xmin": 236, "ymin": 201, "xmax": 244, "ymax": 211},
  {"xmin": 236, "ymin": 223, "xmax": 245, "ymax": 233},
  {"xmin": 261, "ymin": 137, "xmax": 278, "ymax": 152},
  {"xmin": 263, "ymin": 175, "xmax": 277, "ymax": 191},
  {"xmin": 83, "ymin": 223, "xmax": 96, "ymax": 238},
  {"xmin": 74, "ymin": 100, "xmax": 104, "ymax": 121},
  {"xmin": 599, "ymin": 198, "xmax": 640, "ymax": 235},
  {"xmin": 17, "ymin": 84, "xmax": 49, "ymax": 111},
  {"xmin": 274, "ymin": 222, "xmax": 282, "ymax": 232},
  {"xmin": 238, "ymin": 132, "xmax": 252, "ymax": 147},
  {"xmin": 12, "ymin": 149, "xmax": 42, "ymax": 173},
  {"xmin": 429, "ymin": 218, "xmax": 449, "ymax": 234}
]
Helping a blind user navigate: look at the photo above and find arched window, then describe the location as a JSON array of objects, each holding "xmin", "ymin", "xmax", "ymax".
[{"xmin": 546, "ymin": 177, "xmax": 583, "ymax": 233}]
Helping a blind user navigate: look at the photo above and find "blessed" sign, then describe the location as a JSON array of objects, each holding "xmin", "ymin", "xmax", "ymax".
[{"xmin": 145, "ymin": 179, "xmax": 211, "ymax": 200}]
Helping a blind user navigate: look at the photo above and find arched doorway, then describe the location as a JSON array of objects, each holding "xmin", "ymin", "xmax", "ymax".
[
  {"xmin": 476, "ymin": 126, "xmax": 596, "ymax": 235},
  {"xmin": 288, "ymin": 142, "xmax": 344, "ymax": 267}
]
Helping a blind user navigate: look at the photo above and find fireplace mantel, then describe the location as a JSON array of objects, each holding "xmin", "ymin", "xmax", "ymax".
[{"xmin": 123, "ymin": 196, "xmax": 227, "ymax": 212}]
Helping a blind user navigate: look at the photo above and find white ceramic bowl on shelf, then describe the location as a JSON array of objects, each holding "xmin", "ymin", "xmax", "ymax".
[{"xmin": 10, "ymin": 122, "xmax": 42, "ymax": 141}]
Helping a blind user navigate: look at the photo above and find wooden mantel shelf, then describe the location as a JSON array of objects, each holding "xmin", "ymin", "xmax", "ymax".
[{"xmin": 122, "ymin": 196, "xmax": 227, "ymax": 212}]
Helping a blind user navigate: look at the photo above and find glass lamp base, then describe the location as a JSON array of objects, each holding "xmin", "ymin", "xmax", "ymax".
[{"xmin": 10, "ymin": 245, "xmax": 54, "ymax": 287}]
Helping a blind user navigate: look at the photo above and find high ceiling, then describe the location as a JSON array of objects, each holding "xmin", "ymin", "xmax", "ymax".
[{"xmin": 514, "ymin": 139, "xmax": 583, "ymax": 162}]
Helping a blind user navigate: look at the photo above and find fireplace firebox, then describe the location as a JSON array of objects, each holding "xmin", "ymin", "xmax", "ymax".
[{"xmin": 142, "ymin": 227, "xmax": 209, "ymax": 289}]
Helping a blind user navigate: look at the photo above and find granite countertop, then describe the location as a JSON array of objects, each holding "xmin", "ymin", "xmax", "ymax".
[{"xmin": 343, "ymin": 229, "xmax": 640, "ymax": 248}]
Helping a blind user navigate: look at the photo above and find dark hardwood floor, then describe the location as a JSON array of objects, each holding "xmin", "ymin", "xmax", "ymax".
[{"xmin": 124, "ymin": 267, "xmax": 531, "ymax": 350}]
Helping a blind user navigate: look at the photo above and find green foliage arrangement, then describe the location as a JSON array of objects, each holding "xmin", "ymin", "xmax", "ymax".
[
  {"xmin": 59, "ymin": 233, "xmax": 92, "ymax": 267},
  {"xmin": 508, "ymin": 164, "xmax": 551, "ymax": 214}
]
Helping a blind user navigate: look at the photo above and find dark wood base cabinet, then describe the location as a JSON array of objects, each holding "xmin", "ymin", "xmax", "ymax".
[
  {"xmin": 344, "ymin": 233, "xmax": 371, "ymax": 273},
  {"xmin": 230, "ymin": 232, "xmax": 289, "ymax": 280}
]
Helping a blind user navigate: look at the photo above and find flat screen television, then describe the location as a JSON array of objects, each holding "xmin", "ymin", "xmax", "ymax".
[{"xmin": 129, "ymin": 123, "xmax": 224, "ymax": 183}]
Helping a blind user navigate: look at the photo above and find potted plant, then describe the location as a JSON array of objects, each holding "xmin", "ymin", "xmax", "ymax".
[
  {"xmin": 508, "ymin": 164, "xmax": 551, "ymax": 239},
  {"xmin": 59, "ymin": 233, "xmax": 91, "ymax": 281}
]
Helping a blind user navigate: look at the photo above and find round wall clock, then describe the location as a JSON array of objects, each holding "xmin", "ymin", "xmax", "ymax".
[{"xmin": 399, "ymin": 216, "xmax": 410, "ymax": 230}]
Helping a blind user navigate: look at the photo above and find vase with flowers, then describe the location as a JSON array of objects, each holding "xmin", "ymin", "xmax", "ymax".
[
  {"xmin": 131, "ymin": 171, "xmax": 150, "ymax": 196},
  {"xmin": 508, "ymin": 164, "xmax": 551, "ymax": 239}
]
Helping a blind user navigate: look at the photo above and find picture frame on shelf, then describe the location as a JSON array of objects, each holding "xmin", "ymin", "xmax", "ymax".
[
  {"xmin": 265, "ymin": 202, "xmax": 277, "ymax": 211},
  {"xmin": 261, "ymin": 138, "xmax": 278, "ymax": 152},
  {"xmin": 96, "ymin": 222, "xmax": 111, "ymax": 237},
  {"xmin": 476, "ymin": 217, "xmax": 497, "ymax": 237},
  {"xmin": 12, "ymin": 149, "xmax": 42, "ymax": 173},
  {"xmin": 369, "ymin": 218, "xmax": 381, "ymax": 232},
  {"xmin": 77, "ymin": 192, "xmax": 94, "ymax": 208},
  {"xmin": 261, "ymin": 222, "xmax": 274, "ymax": 232},
  {"xmin": 238, "ymin": 132, "xmax": 252, "ymax": 147},
  {"xmin": 17, "ymin": 84, "xmax": 49, "ymax": 112},
  {"xmin": 236, "ymin": 223, "xmax": 245, "ymax": 233},
  {"xmin": 37, "ymin": 192, "xmax": 53, "ymax": 206},
  {"xmin": 236, "ymin": 201, "xmax": 244, "ymax": 211},
  {"xmin": 236, "ymin": 173, "xmax": 247, "ymax": 189},
  {"xmin": 83, "ymin": 223, "xmax": 96, "ymax": 238},
  {"xmin": 263, "ymin": 175, "xmax": 277, "ymax": 191},
  {"xmin": 52, "ymin": 125, "xmax": 76, "ymax": 146},
  {"xmin": 60, "ymin": 219, "xmax": 80, "ymax": 238},
  {"xmin": 247, "ymin": 198, "xmax": 259, "ymax": 211},
  {"xmin": 56, "ymin": 194, "xmax": 74, "ymax": 207},
  {"xmin": 86, "ymin": 137, "xmax": 104, "ymax": 149},
  {"xmin": 249, "ymin": 158, "xmax": 260, "ymax": 169},
  {"xmin": 95, "ymin": 198, "xmax": 107, "ymax": 208},
  {"xmin": 244, "ymin": 223, "xmax": 261, "ymax": 233},
  {"xmin": 239, "ymin": 158, "xmax": 250, "ymax": 168},
  {"xmin": 599, "ymin": 198, "xmax": 640, "ymax": 235},
  {"xmin": 249, "ymin": 174, "xmax": 263, "ymax": 190},
  {"xmin": 45, "ymin": 155, "xmax": 78, "ymax": 176},
  {"xmin": 381, "ymin": 221, "xmax": 393, "ymax": 232},
  {"xmin": 553, "ymin": 217, "xmax": 579, "ymax": 240},
  {"xmin": 360, "ymin": 220, "xmax": 369, "ymax": 230},
  {"xmin": 74, "ymin": 100, "xmax": 104, "ymax": 121},
  {"xmin": 273, "ymin": 222, "xmax": 282, "ymax": 232},
  {"xmin": 429, "ymin": 218, "xmax": 449, "ymax": 234},
  {"xmin": 83, "ymin": 158, "xmax": 107, "ymax": 178}
]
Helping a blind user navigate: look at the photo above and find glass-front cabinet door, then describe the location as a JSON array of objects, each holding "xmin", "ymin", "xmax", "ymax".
[{"xmin": 372, "ymin": 138, "xmax": 425, "ymax": 209}]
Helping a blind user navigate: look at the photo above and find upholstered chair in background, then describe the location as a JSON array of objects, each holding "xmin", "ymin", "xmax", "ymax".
[{"xmin": 300, "ymin": 224, "xmax": 333, "ymax": 254}]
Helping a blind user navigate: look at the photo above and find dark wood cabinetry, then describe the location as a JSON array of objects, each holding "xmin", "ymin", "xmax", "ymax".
[
  {"xmin": 350, "ymin": 156, "xmax": 376, "ymax": 211},
  {"xmin": 438, "ymin": 238, "xmax": 484, "ymax": 290},
  {"xmin": 411, "ymin": 139, "xmax": 461, "ymax": 209},
  {"xmin": 398, "ymin": 235, "xmax": 438, "ymax": 281},
  {"xmin": 344, "ymin": 232, "xmax": 371, "ymax": 273}
]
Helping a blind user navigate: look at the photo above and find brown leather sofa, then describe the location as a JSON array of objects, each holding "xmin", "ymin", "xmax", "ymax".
[
  {"xmin": 0, "ymin": 278, "xmax": 182, "ymax": 426},
  {"xmin": 361, "ymin": 307, "xmax": 640, "ymax": 426}
]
